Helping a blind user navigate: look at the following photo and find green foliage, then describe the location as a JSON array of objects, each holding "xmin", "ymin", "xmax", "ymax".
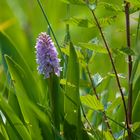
[
  {"xmin": 80, "ymin": 94, "xmax": 104, "ymax": 110},
  {"xmin": 0, "ymin": 0, "xmax": 140, "ymax": 140},
  {"xmin": 64, "ymin": 42, "xmax": 82, "ymax": 139}
]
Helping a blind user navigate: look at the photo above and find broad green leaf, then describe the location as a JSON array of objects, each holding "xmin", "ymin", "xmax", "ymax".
[
  {"xmin": 80, "ymin": 94, "xmax": 104, "ymax": 110},
  {"xmin": 0, "ymin": 32, "xmax": 43, "ymax": 103},
  {"xmin": 63, "ymin": 17, "xmax": 93, "ymax": 28},
  {"xmin": 79, "ymin": 43, "xmax": 108, "ymax": 54},
  {"xmin": 5, "ymin": 55, "xmax": 53, "ymax": 140},
  {"xmin": 27, "ymin": 97, "xmax": 54, "ymax": 140},
  {"xmin": 8, "ymin": 91, "xmax": 23, "ymax": 121},
  {"xmin": 47, "ymin": 74, "xmax": 64, "ymax": 134},
  {"xmin": 0, "ymin": 95, "xmax": 31, "ymax": 140},
  {"xmin": 64, "ymin": 42, "xmax": 82, "ymax": 140}
]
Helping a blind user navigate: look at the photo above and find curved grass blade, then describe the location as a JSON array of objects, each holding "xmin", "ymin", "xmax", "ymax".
[
  {"xmin": 0, "ymin": 95, "xmax": 31, "ymax": 140},
  {"xmin": 0, "ymin": 32, "xmax": 43, "ymax": 103},
  {"xmin": 5, "ymin": 55, "xmax": 53, "ymax": 140}
]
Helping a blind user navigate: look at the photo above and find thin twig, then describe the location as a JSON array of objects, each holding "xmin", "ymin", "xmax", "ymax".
[
  {"xmin": 107, "ymin": 115, "xmax": 140, "ymax": 139},
  {"xmin": 86, "ymin": 65, "xmax": 99, "ymax": 99},
  {"xmin": 86, "ymin": 65, "xmax": 114, "ymax": 138},
  {"xmin": 124, "ymin": 1, "xmax": 132, "ymax": 140},
  {"xmin": 90, "ymin": 9, "xmax": 130, "ymax": 137}
]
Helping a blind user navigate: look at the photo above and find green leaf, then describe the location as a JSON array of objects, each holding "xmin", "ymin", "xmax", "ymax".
[
  {"xmin": 80, "ymin": 94, "xmax": 104, "ymax": 110},
  {"xmin": 0, "ymin": 32, "xmax": 43, "ymax": 103},
  {"xmin": 47, "ymin": 75, "xmax": 64, "ymax": 134},
  {"xmin": 126, "ymin": 0, "xmax": 140, "ymax": 7},
  {"xmin": 63, "ymin": 17, "xmax": 93, "ymax": 28},
  {"xmin": 63, "ymin": 16, "xmax": 117, "ymax": 28},
  {"xmin": 103, "ymin": 131, "xmax": 114, "ymax": 140},
  {"xmin": 0, "ymin": 95, "xmax": 31, "ymax": 140},
  {"xmin": 79, "ymin": 43, "xmax": 108, "ymax": 54},
  {"xmin": 133, "ymin": 91, "xmax": 140, "ymax": 122},
  {"xmin": 119, "ymin": 47, "xmax": 135, "ymax": 56},
  {"xmin": 61, "ymin": 46, "xmax": 69, "ymax": 56},
  {"xmin": 85, "ymin": 0, "xmax": 97, "ymax": 11},
  {"xmin": 64, "ymin": 42, "xmax": 82, "ymax": 140},
  {"xmin": 132, "ymin": 122, "xmax": 140, "ymax": 132},
  {"xmin": 60, "ymin": 79, "xmax": 90, "ymax": 88},
  {"xmin": 130, "ymin": 56, "xmax": 140, "ymax": 84},
  {"xmin": 0, "ymin": 115, "xmax": 9, "ymax": 140},
  {"xmin": 101, "ymin": 2, "xmax": 122, "ymax": 12},
  {"xmin": 92, "ymin": 73, "xmax": 103, "ymax": 88},
  {"xmin": 107, "ymin": 97, "xmax": 122, "ymax": 114},
  {"xmin": 133, "ymin": 75, "xmax": 140, "ymax": 106},
  {"xmin": 5, "ymin": 55, "xmax": 53, "ymax": 140}
]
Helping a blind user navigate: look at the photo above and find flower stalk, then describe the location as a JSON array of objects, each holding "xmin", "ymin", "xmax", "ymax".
[{"xmin": 88, "ymin": 6, "xmax": 130, "ymax": 139}]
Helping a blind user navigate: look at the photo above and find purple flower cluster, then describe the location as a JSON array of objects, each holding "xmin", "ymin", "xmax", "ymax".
[{"xmin": 35, "ymin": 32, "xmax": 61, "ymax": 78}]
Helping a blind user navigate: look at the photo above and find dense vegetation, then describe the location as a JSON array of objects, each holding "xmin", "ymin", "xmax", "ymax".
[{"xmin": 0, "ymin": 0, "xmax": 140, "ymax": 139}]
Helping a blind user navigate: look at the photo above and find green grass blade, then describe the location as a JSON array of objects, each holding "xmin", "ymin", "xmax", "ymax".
[
  {"xmin": 0, "ymin": 95, "xmax": 31, "ymax": 140},
  {"xmin": 5, "ymin": 55, "xmax": 53, "ymax": 140},
  {"xmin": 0, "ymin": 32, "xmax": 43, "ymax": 103},
  {"xmin": 64, "ymin": 42, "xmax": 82, "ymax": 140},
  {"xmin": 0, "ymin": 115, "xmax": 9, "ymax": 140},
  {"xmin": 48, "ymin": 74, "xmax": 64, "ymax": 135}
]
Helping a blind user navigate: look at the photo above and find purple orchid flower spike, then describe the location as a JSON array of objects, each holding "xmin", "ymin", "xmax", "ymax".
[{"xmin": 35, "ymin": 32, "xmax": 61, "ymax": 78}]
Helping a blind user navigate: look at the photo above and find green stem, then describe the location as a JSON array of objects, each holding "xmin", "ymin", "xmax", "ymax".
[
  {"xmin": 47, "ymin": 74, "xmax": 60, "ymax": 138},
  {"xmin": 86, "ymin": 65, "xmax": 114, "ymax": 138},
  {"xmin": 36, "ymin": 0, "xmax": 64, "ymax": 61}
]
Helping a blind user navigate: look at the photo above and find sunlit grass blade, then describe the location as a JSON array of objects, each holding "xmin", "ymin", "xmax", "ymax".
[
  {"xmin": 64, "ymin": 42, "xmax": 82, "ymax": 140},
  {"xmin": 0, "ymin": 32, "xmax": 44, "ymax": 103},
  {"xmin": 5, "ymin": 55, "xmax": 53, "ymax": 140},
  {"xmin": 0, "ymin": 115, "xmax": 9, "ymax": 140},
  {"xmin": 0, "ymin": 95, "xmax": 31, "ymax": 140}
]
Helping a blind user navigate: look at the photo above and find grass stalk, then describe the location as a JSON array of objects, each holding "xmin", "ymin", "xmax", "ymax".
[{"xmin": 36, "ymin": 0, "xmax": 64, "ymax": 60}]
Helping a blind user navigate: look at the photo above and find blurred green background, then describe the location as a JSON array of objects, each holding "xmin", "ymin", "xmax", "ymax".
[
  {"xmin": 0, "ymin": 0, "xmax": 140, "ymax": 139},
  {"xmin": 0, "ymin": 0, "xmax": 139, "ymax": 97}
]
